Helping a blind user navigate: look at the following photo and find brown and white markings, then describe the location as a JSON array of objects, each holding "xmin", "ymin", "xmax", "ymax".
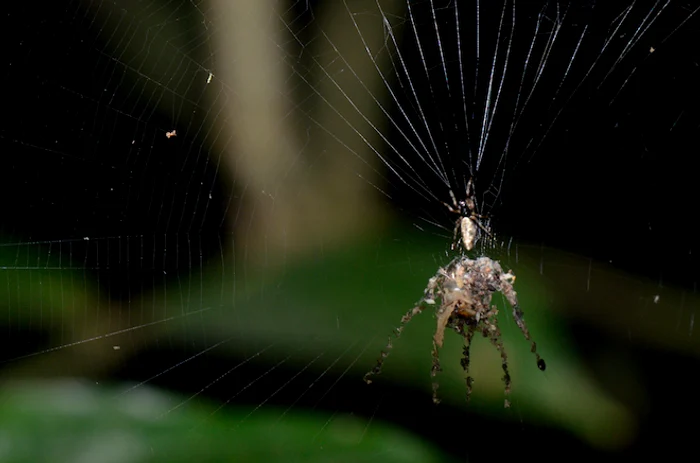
[
  {"xmin": 442, "ymin": 178, "xmax": 493, "ymax": 252},
  {"xmin": 364, "ymin": 255, "xmax": 545, "ymax": 408}
]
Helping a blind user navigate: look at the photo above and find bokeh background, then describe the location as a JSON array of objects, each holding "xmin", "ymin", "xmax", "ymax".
[{"xmin": 1, "ymin": 1, "xmax": 699, "ymax": 461}]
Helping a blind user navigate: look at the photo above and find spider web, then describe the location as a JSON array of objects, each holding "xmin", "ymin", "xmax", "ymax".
[{"xmin": 1, "ymin": 0, "xmax": 700, "ymax": 461}]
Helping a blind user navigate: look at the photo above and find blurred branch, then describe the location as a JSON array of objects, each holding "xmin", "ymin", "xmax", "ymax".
[{"xmin": 211, "ymin": 0, "xmax": 402, "ymax": 266}]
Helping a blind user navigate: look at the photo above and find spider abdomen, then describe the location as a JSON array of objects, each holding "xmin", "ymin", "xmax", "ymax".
[{"xmin": 460, "ymin": 217, "xmax": 478, "ymax": 251}]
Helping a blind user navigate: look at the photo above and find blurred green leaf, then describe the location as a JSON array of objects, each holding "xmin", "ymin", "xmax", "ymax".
[
  {"xmin": 160, "ymin": 226, "xmax": 635, "ymax": 450},
  {"xmin": 0, "ymin": 379, "xmax": 453, "ymax": 463},
  {"xmin": 0, "ymin": 225, "xmax": 637, "ymax": 452}
]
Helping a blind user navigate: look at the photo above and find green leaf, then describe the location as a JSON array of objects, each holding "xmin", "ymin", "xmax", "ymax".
[{"xmin": 0, "ymin": 379, "xmax": 454, "ymax": 463}]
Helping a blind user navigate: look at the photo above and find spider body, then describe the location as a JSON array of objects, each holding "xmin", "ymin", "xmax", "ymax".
[
  {"xmin": 443, "ymin": 179, "xmax": 492, "ymax": 252},
  {"xmin": 457, "ymin": 216, "xmax": 479, "ymax": 252},
  {"xmin": 364, "ymin": 255, "xmax": 545, "ymax": 408}
]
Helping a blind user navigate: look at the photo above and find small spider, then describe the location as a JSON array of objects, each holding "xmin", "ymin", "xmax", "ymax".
[
  {"xmin": 443, "ymin": 179, "xmax": 493, "ymax": 252},
  {"xmin": 364, "ymin": 255, "xmax": 545, "ymax": 408}
]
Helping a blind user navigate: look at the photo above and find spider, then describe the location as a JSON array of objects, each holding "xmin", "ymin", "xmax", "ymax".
[
  {"xmin": 363, "ymin": 255, "xmax": 545, "ymax": 408},
  {"xmin": 443, "ymin": 179, "xmax": 493, "ymax": 252}
]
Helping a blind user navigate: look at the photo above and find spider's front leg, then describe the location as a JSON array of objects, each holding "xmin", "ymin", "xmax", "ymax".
[
  {"xmin": 363, "ymin": 301, "xmax": 430, "ymax": 384},
  {"xmin": 441, "ymin": 192, "xmax": 460, "ymax": 215},
  {"xmin": 430, "ymin": 302, "xmax": 458, "ymax": 404}
]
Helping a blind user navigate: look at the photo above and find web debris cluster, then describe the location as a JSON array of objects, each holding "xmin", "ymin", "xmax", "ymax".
[{"xmin": 364, "ymin": 185, "xmax": 545, "ymax": 408}]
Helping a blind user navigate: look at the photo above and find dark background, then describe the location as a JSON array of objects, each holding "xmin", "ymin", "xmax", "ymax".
[{"xmin": 2, "ymin": 1, "xmax": 699, "ymax": 461}]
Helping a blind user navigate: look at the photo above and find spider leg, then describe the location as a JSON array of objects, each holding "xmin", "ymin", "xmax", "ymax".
[
  {"xmin": 430, "ymin": 304, "xmax": 455, "ymax": 404},
  {"xmin": 465, "ymin": 178, "xmax": 474, "ymax": 196},
  {"xmin": 449, "ymin": 189, "xmax": 459, "ymax": 207},
  {"xmin": 496, "ymin": 273, "xmax": 546, "ymax": 372},
  {"xmin": 460, "ymin": 324, "xmax": 476, "ymax": 404},
  {"xmin": 511, "ymin": 303, "xmax": 546, "ymax": 371},
  {"xmin": 431, "ymin": 339, "xmax": 442, "ymax": 405},
  {"xmin": 483, "ymin": 317, "xmax": 512, "ymax": 408},
  {"xmin": 433, "ymin": 304, "xmax": 454, "ymax": 349},
  {"xmin": 441, "ymin": 201, "xmax": 459, "ymax": 215},
  {"xmin": 363, "ymin": 303, "xmax": 427, "ymax": 384}
]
